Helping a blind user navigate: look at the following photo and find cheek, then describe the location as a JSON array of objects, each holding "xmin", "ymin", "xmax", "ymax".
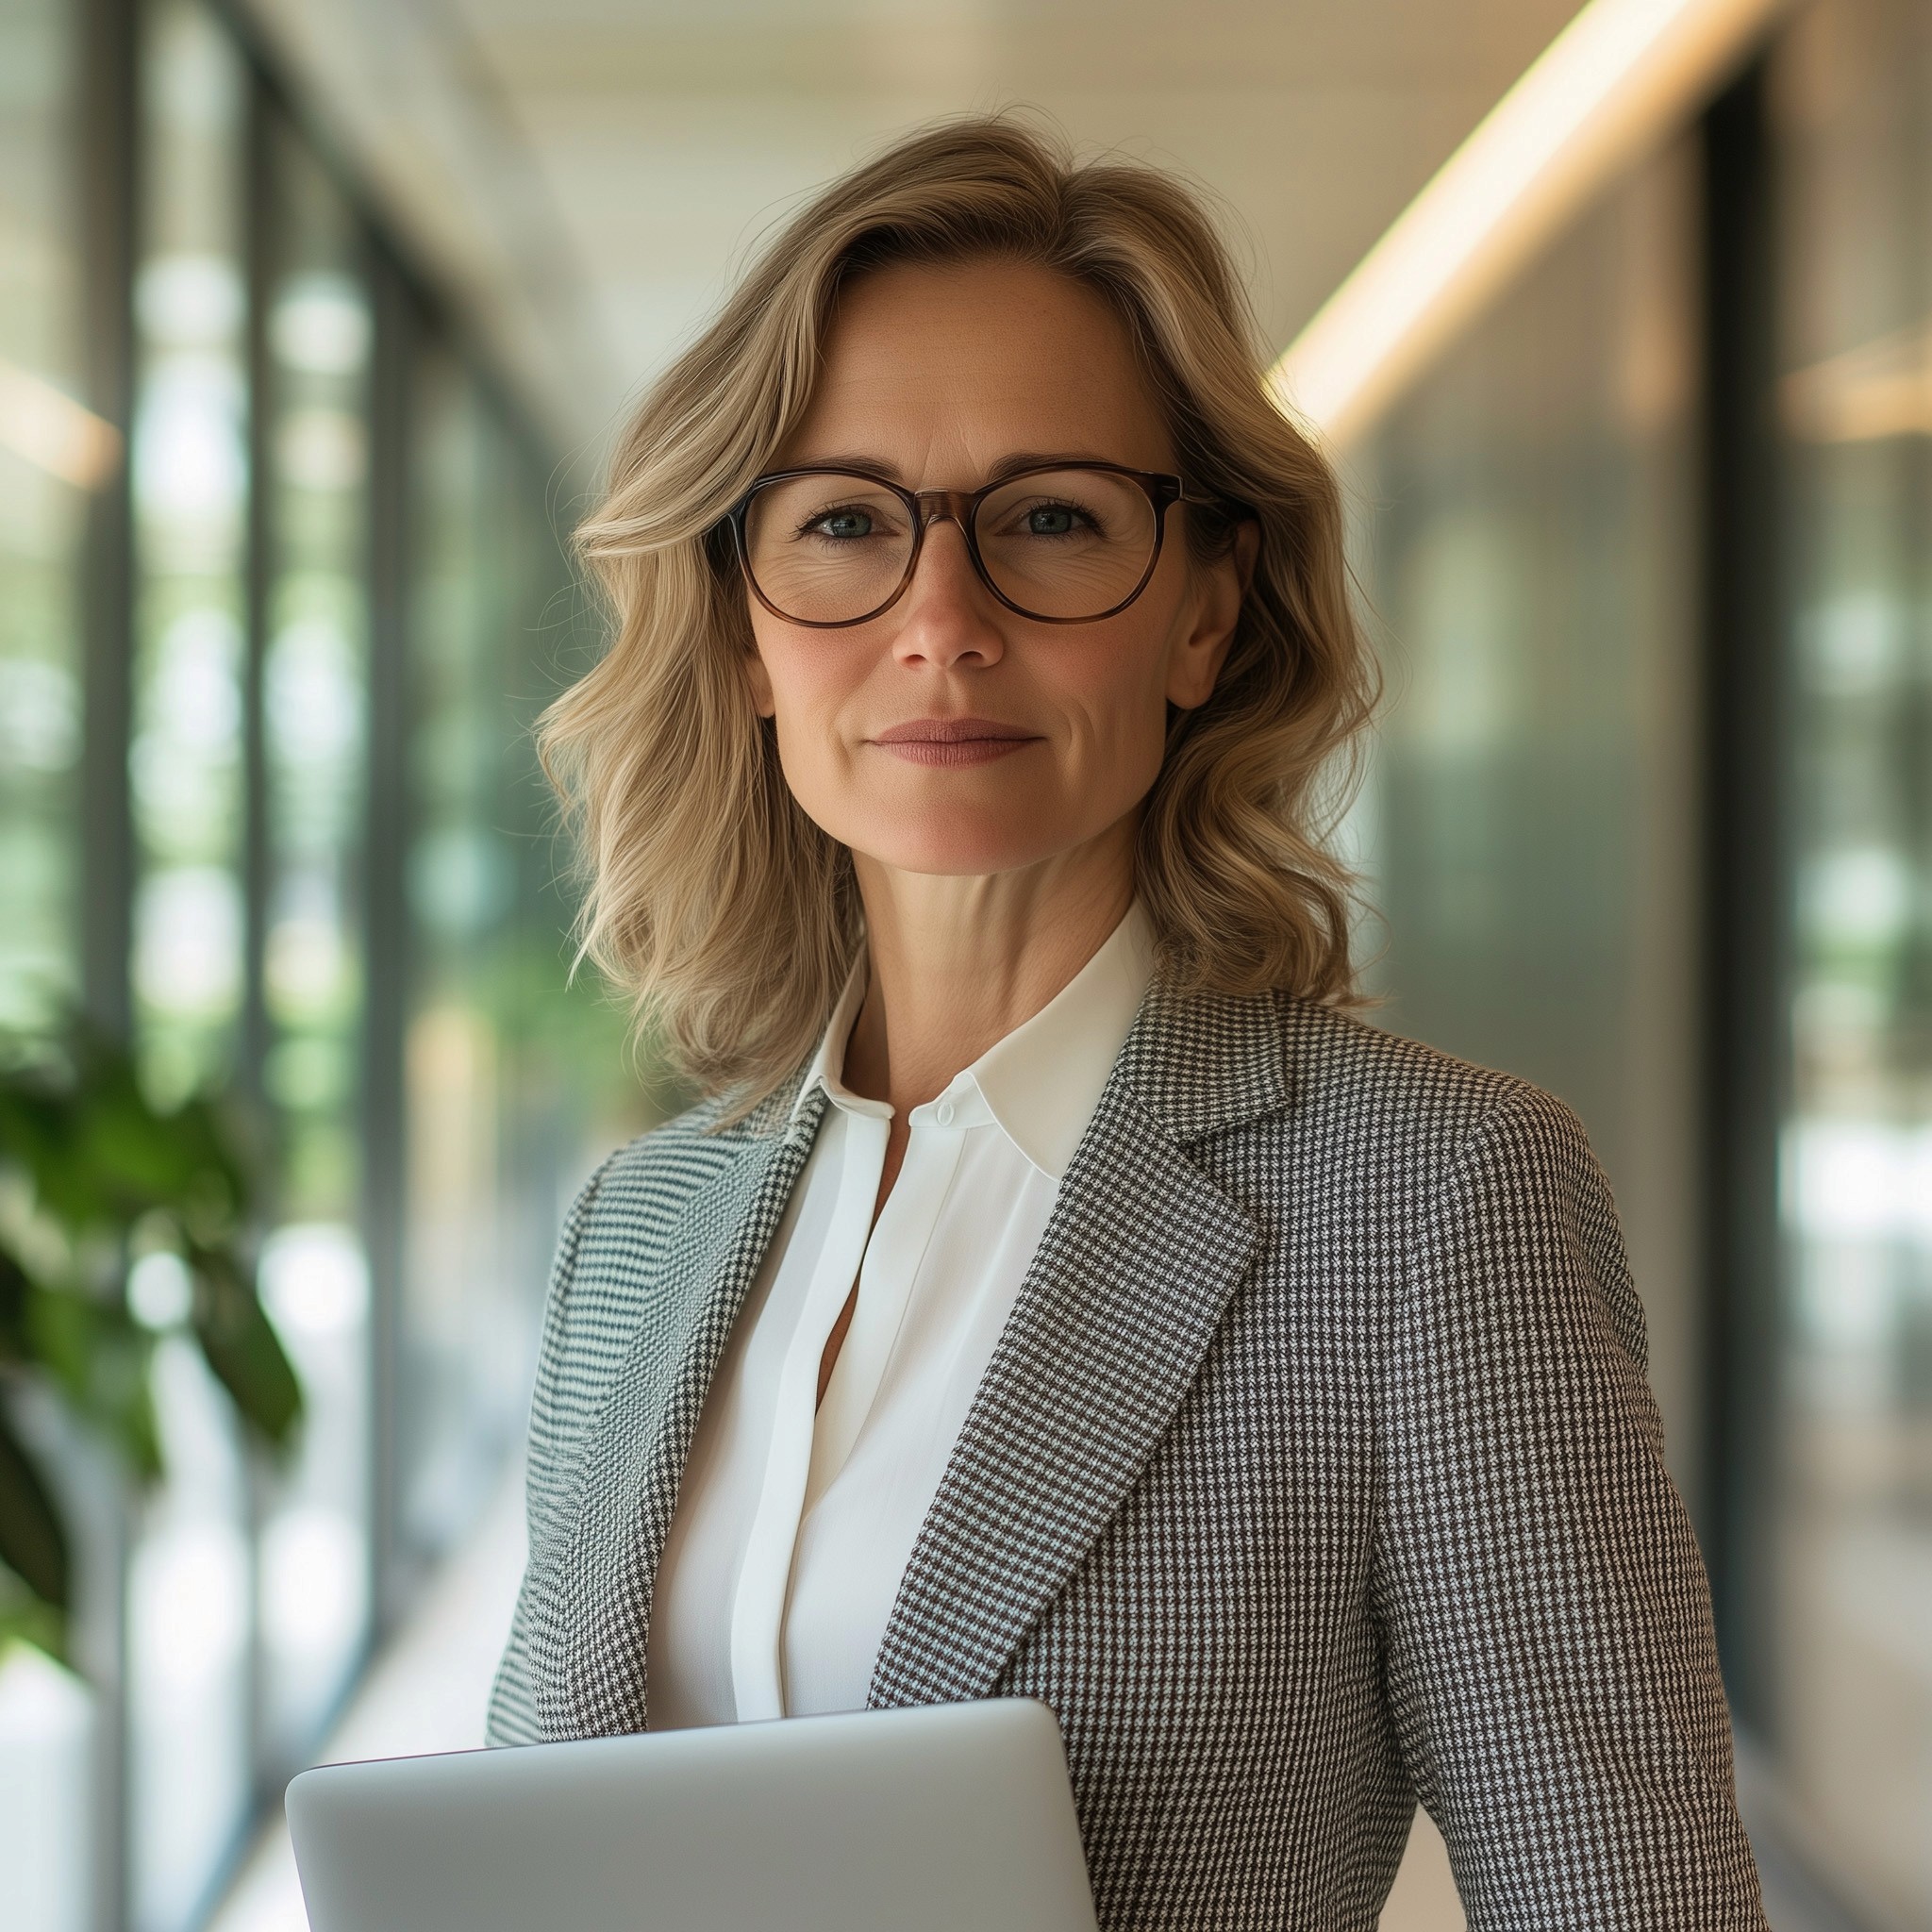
[
  {"xmin": 752, "ymin": 629, "xmax": 870, "ymax": 797},
  {"xmin": 1048, "ymin": 624, "xmax": 1177, "ymax": 780}
]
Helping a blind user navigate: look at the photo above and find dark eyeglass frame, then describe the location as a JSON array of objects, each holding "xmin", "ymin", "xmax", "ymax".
[{"xmin": 724, "ymin": 459, "xmax": 1211, "ymax": 628}]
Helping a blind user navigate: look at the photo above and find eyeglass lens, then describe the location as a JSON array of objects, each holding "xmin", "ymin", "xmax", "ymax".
[{"xmin": 741, "ymin": 469, "xmax": 1160, "ymax": 624}]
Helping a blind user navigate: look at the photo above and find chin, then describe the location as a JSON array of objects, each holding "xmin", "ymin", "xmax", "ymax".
[
  {"xmin": 857, "ymin": 832, "xmax": 1068, "ymax": 878},
  {"xmin": 833, "ymin": 799, "xmax": 1083, "ymax": 879}
]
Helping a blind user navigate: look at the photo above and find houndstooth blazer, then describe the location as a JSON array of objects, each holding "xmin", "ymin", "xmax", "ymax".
[{"xmin": 488, "ymin": 982, "xmax": 1767, "ymax": 1930}]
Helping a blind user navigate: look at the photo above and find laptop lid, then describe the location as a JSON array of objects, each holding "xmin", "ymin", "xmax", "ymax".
[{"xmin": 286, "ymin": 1696, "xmax": 1099, "ymax": 1932}]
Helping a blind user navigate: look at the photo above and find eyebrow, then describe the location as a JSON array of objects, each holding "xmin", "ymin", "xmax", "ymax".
[{"xmin": 774, "ymin": 449, "xmax": 1134, "ymax": 487}]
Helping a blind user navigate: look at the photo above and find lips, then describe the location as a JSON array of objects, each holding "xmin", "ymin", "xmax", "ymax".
[{"xmin": 870, "ymin": 717, "xmax": 1042, "ymax": 768}]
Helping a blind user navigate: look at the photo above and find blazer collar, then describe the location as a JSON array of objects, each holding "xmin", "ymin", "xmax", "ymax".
[
  {"xmin": 866, "ymin": 980, "xmax": 1287, "ymax": 1708},
  {"xmin": 538, "ymin": 979, "xmax": 1290, "ymax": 1736},
  {"xmin": 1117, "ymin": 976, "xmax": 1292, "ymax": 1144},
  {"xmin": 734, "ymin": 960, "xmax": 1291, "ymax": 1149},
  {"xmin": 535, "ymin": 1088, "xmax": 827, "ymax": 1739}
]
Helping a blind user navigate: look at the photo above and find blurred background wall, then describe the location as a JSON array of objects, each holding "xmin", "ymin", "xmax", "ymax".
[{"xmin": 0, "ymin": 2, "xmax": 1927, "ymax": 1930}]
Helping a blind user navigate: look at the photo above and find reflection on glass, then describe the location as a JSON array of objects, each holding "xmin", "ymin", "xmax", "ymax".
[
  {"xmin": 0, "ymin": 1642, "xmax": 95, "ymax": 1932},
  {"xmin": 8, "ymin": 0, "xmax": 644, "ymax": 1918},
  {"xmin": 256, "ymin": 122, "xmax": 373, "ymax": 1766},
  {"xmin": 402, "ymin": 353, "xmax": 523, "ymax": 1561},
  {"xmin": 1772, "ymin": 4, "xmax": 1932, "ymax": 1922},
  {"xmin": 1356, "ymin": 150, "xmax": 1704, "ymax": 1461},
  {"xmin": 0, "ymin": 0, "xmax": 87, "ymax": 1034},
  {"xmin": 126, "ymin": 1342, "xmax": 250, "ymax": 1932},
  {"xmin": 0, "ymin": 6, "xmax": 97, "ymax": 1930},
  {"xmin": 258, "ymin": 1223, "xmax": 369, "ymax": 1757},
  {"xmin": 397, "ymin": 348, "xmax": 658, "ymax": 1591},
  {"xmin": 130, "ymin": 0, "xmax": 247, "ymax": 1108},
  {"xmin": 126, "ymin": 7, "xmax": 253, "ymax": 1929}
]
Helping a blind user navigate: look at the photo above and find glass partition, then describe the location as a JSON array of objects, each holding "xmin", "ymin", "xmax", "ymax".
[
  {"xmin": 1767, "ymin": 1, "xmax": 1932, "ymax": 1921},
  {"xmin": 1355, "ymin": 146, "xmax": 1705, "ymax": 1469},
  {"xmin": 0, "ymin": 4, "xmax": 95, "ymax": 1929},
  {"xmin": 0, "ymin": 0, "xmax": 89, "ymax": 1037},
  {"xmin": 125, "ymin": 7, "xmax": 254, "ymax": 1928},
  {"xmin": 399, "ymin": 350, "xmax": 523, "ymax": 1565},
  {"xmin": 1, "ymin": 2, "xmax": 624, "ymax": 1926},
  {"xmin": 254, "ymin": 117, "xmax": 373, "ymax": 1771},
  {"xmin": 129, "ymin": 0, "xmax": 249, "ymax": 1107},
  {"xmin": 397, "ymin": 351, "xmax": 636, "ymax": 1573}
]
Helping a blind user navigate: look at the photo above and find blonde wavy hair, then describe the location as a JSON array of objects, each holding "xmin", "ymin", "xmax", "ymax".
[{"xmin": 544, "ymin": 115, "xmax": 1377, "ymax": 1112}]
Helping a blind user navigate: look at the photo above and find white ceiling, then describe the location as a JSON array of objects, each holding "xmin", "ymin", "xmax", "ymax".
[{"xmin": 242, "ymin": 0, "xmax": 1584, "ymax": 457}]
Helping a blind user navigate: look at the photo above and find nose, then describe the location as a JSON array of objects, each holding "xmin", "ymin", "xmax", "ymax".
[{"xmin": 888, "ymin": 514, "xmax": 1007, "ymax": 671}]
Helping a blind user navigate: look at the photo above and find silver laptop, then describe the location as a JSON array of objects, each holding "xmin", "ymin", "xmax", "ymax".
[{"xmin": 286, "ymin": 1696, "xmax": 1099, "ymax": 1932}]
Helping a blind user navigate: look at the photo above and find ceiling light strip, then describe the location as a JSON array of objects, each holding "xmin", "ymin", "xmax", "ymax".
[
  {"xmin": 1269, "ymin": 0, "xmax": 1786, "ymax": 448},
  {"xmin": 0, "ymin": 358, "xmax": 123, "ymax": 490}
]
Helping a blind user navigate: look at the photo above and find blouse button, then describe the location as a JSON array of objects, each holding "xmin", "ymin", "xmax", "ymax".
[{"xmin": 935, "ymin": 1102, "xmax": 956, "ymax": 1127}]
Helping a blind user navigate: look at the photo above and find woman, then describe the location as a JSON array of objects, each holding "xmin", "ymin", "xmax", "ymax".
[{"xmin": 490, "ymin": 118, "xmax": 1766, "ymax": 1929}]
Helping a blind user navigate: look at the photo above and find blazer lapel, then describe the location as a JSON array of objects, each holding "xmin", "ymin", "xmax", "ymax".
[
  {"xmin": 536, "ymin": 1091, "xmax": 825, "ymax": 1740},
  {"xmin": 868, "ymin": 986, "xmax": 1278, "ymax": 1707}
]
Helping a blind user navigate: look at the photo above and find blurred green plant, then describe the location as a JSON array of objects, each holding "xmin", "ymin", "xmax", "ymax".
[{"xmin": 0, "ymin": 1018, "xmax": 302, "ymax": 1660}]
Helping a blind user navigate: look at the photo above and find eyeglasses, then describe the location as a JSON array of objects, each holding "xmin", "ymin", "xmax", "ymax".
[{"xmin": 724, "ymin": 460, "xmax": 1208, "ymax": 628}]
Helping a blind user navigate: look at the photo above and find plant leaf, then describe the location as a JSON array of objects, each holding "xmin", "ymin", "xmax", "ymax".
[
  {"xmin": 23, "ymin": 1286, "xmax": 162, "ymax": 1479},
  {"xmin": 0, "ymin": 1399, "xmax": 70, "ymax": 1613},
  {"xmin": 22, "ymin": 1281, "xmax": 96, "ymax": 1407},
  {"xmin": 0, "ymin": 1574, "xmax": 67, "ymax": 1662},
  {"xmin": 0, "ymin": 1012, "xmax": 293, "ymax": 1520},
  {"xmin": 0, "ymin": 1246, "xmax": 27, "ymax": 1362},
  {"xmin": 191, "ymin": 1247, "xmax": 302, "ymax": 1448}
]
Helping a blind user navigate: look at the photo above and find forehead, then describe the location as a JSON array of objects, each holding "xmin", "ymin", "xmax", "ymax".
[{"xmin": 783, "ymin": 257, "xmax": 1174, "ymax": 476}]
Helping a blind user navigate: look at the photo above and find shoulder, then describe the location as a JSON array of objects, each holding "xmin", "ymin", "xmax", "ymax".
[
  {"xmin": 1271, "ymin": 996, "xmax": 1615, "ymax": 1249},
  {"xmin": 566, "ymin": 1081, "xmax": 795, "ymax": 1241},
  {"xmin": 1260, "ymin": 993, "xmax": 1586, "ymax": 1173},
  {"xmin": 525, "ymin": 1091, "xmax": 791, "ymax": 1450},
  {"xmin": 539, "ymin": 1090, "xmax": 787, "ymax": 1347},
  {"xmin": 1170, "ymin": 991, "xmax": 1624, "ymax": 1300},
  {"xmin": 1125, "ymin": 978, "xmax": 1599, "ymax": 1203},
  {"xmin": 1255, "ymin": 996, "xmax": 1639, "ymax": 1357}
]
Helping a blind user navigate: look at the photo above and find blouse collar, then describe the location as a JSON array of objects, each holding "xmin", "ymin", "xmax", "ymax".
[{"xmin": 793, "ymin": 901, "xmax": 1157, "ymax": 1181}]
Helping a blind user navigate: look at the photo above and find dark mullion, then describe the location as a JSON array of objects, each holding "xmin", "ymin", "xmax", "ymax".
[
  {"xmin": 362, "ymin": 241, "xmax": 416, "ymax": 1641},
  {"xmin": 1697, "ymin": 58, "xmax": 1788, "ymax": 1742},
  {"xmin": 239, "ymin": 72, "xmax": 278, "ymax": 1825},
  {"xmin": 77, "ymin": 0, "xmax": 139, "ymax": 1045},
  {"xmin": 75, "ymin": 3, "xmax": 142, "ymax": 1928},
  {"xmin": 240, "ymin": 91, "xmax": 275, "ymax": 1124}
]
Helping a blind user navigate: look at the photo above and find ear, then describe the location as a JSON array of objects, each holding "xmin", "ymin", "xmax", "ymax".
[
  {"xmin": 1165, "ymin": 518, "xmax": 1258, "ymax": 710},
  {"xmin": 743, "ymin": 644, "xmax": 777, "ymax": 719}
]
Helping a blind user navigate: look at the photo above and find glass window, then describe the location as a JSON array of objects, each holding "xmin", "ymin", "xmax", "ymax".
[
  {"xmin": 0, "ymin": 0, "xmax": 90, "ymax": 1034},
  {"xmin": 1355, "ymin": 147, "xmax": 1705, "ymax": 1467},
  {"xmin": 396, "ymin": 348, "xmax": 652, "ymax": 1578},
  {"xmin": 6, "ymin": 0, "xmax": 640, "ymax": 1922},
  {"xmin": 1767, "ymin": 2, "xmax": 1932, "ymax": 1921},
  {"xmin": 400, "ymin": 350, "xmax": 523, "ymax": 1566},
  {"xmin": 255, "ymin": 117, "xmax": 374, "ymax": 1772},
  {"xmin": 0, "ymin": 5, "xmax": 97, "ymax": 1931},
  {"xmin": 125, "ymin": 5, "xmax": 253, "ymax": 1927},
  {"xmin": 129, "ymin": 0, "xmax": 248, "ymax": 1107}
]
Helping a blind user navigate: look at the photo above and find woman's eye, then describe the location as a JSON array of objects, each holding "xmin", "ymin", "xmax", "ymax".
[
  {"xmin": 1026, "ymin": 506, "xmax": 1078, "ymax": 536},
  {"xmin": 808, "ymin": 508, "xmax": 875, "ymax": 540},
  {"xmin": 1004, "ymin": 498, "xmax": 1100, "ymax": 540}
]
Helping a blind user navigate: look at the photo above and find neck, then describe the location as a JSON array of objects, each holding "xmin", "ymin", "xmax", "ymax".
[{"xmin": 841, "ymin": 816, "xmax": 1138, "ymax": 1116}]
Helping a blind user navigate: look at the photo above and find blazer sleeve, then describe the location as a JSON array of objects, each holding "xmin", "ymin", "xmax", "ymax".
[
  {"xmin": 486, "ymin": 1156, "xmax": 613, "ymax": 1748},
  {"xmin": 1371, "ymin": 1085, "xmax": 1767, "ymax": 1929}
]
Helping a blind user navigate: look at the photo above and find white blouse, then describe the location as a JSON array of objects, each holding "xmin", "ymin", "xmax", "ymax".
[{"xmin": 644, "ymin": 904, "xmax": 1156, "ymax": 1730}]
